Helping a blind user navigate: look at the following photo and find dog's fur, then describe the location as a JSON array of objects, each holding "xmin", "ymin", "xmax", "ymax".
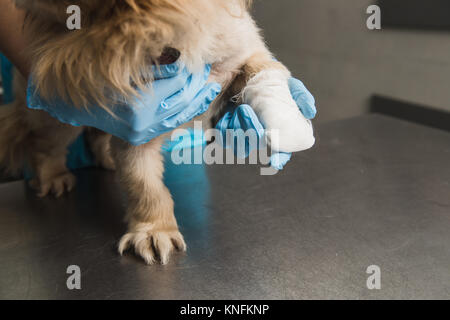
[{"xmin": 1, "ymin": 0, "xmax": 300, "ymax": 264}]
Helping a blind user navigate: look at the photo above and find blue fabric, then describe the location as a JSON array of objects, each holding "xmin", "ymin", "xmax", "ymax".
[
  {"xmin": 27, "ymin": 62, "xmax": 221, "ymax": 146},
  {"xmin": 66, "ymin": 133, "xmax": 95, "ymax": 170},
  {"xmin": 1, "ymin": 53, "xmax": 14, "ymax": 104}
]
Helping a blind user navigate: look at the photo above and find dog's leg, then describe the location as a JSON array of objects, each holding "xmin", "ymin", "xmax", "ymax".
[
  {"xmin": 0, "ymin": 70, "xmax": 82, "ymax": 197},
  {"xmin": 111, "ymin": 136, "xmax": 186, "ymax": 265},
  {"xmin": 27, "ymin": 115, "xmax": 83, "ymax": 197},
  {"xmin": 232, "ymin": 52, "xmax": 315, "ymax": 153},
  {"xmin": 85, "ymin": 128, "xmax": 115, "ymax": 171}
]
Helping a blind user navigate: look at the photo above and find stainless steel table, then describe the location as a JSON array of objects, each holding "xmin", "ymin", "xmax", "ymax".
[{"xmin": 0, "ymin": 114, "xmax": 449, "ymax": 299}]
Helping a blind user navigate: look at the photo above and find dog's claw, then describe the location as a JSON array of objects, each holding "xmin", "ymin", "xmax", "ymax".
[
  {"xmin": 118, "ymin": 224, "xmax": 186, "ymax": 265},
  {"xmin": 30, "ymin": 172, "xmax": 76, "ymax": 198}
]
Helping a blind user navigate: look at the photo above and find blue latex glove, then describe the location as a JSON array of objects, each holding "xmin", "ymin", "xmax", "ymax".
[
  {"xmin": 216, "ymin": 77, "xmax": 316, "ymax": 170},
  {"xmin": 26, "ymin": 74, "xmax": 314, "ymax": 171},
  {"xmin": 27, "ymin": 63, "xmax": 222, "ymax": 146}
]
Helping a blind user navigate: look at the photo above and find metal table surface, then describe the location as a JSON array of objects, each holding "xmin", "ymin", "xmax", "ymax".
[{"xmin": 0, "ymin": 114, "xmax": 449, "ymax": 300}]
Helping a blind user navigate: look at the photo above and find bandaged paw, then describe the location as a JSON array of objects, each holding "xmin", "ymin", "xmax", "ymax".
[{"xmin": 242, "ymin": 69, "xmax": 315, "ymax": 153}]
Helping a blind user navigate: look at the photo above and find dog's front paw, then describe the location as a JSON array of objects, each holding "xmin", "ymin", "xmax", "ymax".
[
  {"xmin": 29, "ymin": 171, "xmax": 76, "ymax": 198},
  {"xmin": 118, "ymin": 222, "xmax": 186, "ymax": 265},
  {"xmin": 243, "ymin": 69, "xmax": 315, "ymax": 153},
  {"xmin": 264, "ymin": 110, "xmax": 315, "ymax": 153}
]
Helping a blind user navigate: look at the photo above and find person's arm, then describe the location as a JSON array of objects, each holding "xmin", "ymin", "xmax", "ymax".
[{"xmin": 0, "ymin": 0, "xmax": 30, "ymax": 78}]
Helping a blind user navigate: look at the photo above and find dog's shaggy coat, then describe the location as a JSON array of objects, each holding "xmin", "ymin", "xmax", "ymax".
[{"xmin": 0, "ymin": 0, "xmax": 313, "ymax": 264}]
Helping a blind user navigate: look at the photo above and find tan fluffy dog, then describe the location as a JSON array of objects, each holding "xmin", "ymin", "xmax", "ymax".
[{"xmin": 0, "ymin": 0, "xmax": 314, "ymax": 264}]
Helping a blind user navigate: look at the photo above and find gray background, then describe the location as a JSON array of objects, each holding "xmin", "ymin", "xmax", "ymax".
[{"xmin": 253, "ymin": 0, "xmax": 450, "ymax": 123}]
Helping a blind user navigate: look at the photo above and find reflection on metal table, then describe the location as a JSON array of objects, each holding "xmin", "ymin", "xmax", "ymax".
[{"xmin": 0, "ymin": 114, "xmax": 449, "ymax": 299}]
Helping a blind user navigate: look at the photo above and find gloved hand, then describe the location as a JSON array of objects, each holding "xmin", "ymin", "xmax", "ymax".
[
  {"xmin": 216, "ymin": 77, "xmax": 316, "ymax": 170},
  {"xmin": 27, "ymin": 71, "xmax": 314, "ymax": 171},
  {"xmin": 27, "ymin": 62, "xmax": 222, "ymax": 146}
]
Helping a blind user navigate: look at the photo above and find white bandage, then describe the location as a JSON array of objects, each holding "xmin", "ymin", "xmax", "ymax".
[{"xmin": 242, "ymin": 69, "xmax": 315, "ymax": 153}]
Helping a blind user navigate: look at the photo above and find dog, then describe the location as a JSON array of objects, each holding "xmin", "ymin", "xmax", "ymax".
[{"xmin": 0, "ymin": 0, "xmax": 314, "ymax": 265}]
